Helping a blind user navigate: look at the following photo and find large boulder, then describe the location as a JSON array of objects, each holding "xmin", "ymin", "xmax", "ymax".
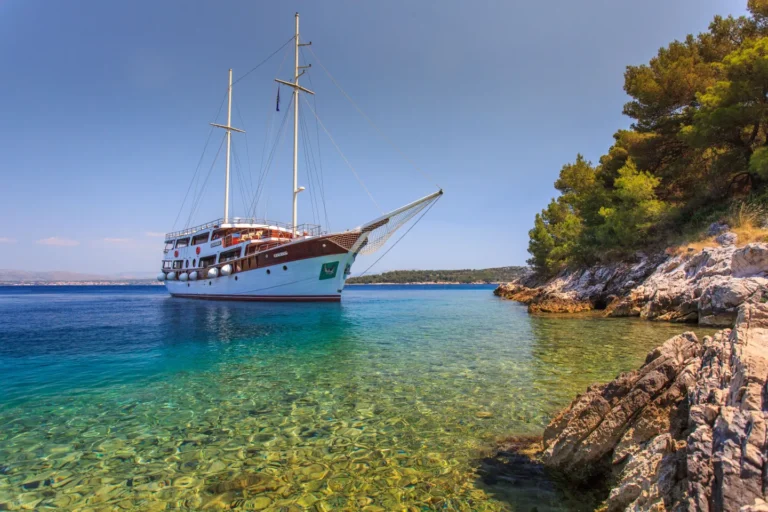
[{"xmin": 540, "ymin": 303, "xmax": 768, "ymax": 511}]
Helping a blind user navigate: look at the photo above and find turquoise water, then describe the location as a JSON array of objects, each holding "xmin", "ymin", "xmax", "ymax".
[{"xmin": 0, "ymin": 285, "xmax": 714, "ymax": 510}]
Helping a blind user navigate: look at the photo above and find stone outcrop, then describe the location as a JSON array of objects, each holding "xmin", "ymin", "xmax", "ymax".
[
  {"xmin": 540, "ymin": 303, "xmax": 768, "ymax": 511},
  {"xmin": 611, "ymin": 243, "xmax": 768, "ymax": 326},
  {"xmin": 496, "ymin": 242, "xmax": 768, "ymax": 326},
  {"xmin": 494, "ymin": 253, "xmax": 666, "ymax": 314}
]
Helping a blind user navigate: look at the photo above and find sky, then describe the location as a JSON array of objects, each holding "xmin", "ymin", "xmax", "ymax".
[{"xmin": 0, "ymin": 0, "xmax": 750, "ymax": 275}]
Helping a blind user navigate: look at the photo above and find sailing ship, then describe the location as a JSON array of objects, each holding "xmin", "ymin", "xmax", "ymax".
[{"xmin": 157, "ymin": 13, "xmax": 442, "ymax": 301}]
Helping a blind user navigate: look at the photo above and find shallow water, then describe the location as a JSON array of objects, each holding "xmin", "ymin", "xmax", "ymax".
[{"xmin": 0, "ymin": 285, "xmax": 716, "ymax": 510}]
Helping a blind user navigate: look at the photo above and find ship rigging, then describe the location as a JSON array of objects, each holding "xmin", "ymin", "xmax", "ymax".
[{"xmin": 157, "ymin": 13, "xmax": 442, "ymax": 301}]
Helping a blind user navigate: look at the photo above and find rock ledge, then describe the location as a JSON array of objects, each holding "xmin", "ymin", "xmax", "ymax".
[
  {"xmin": 540, "ymin": 303, "xmax": 768, "ymax": 511},
  {"xmin": 496, "ymin": 243, "xmax": 768, "ymax": 326}
]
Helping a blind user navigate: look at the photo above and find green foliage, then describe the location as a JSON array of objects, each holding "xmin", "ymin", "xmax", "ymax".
[
  {"xmin": 527, "ymin": 213, "xmax": 555, "ymax": 274},
  {"xmin": 347, "ymin": 267, "xmax": 528, "ymax": 285},
  {"xmin": 526, "ymin": 199, "xmax": 584, "ymax": 275},
  {"xmin": 526, "ymin": 2, "xmax": 768, "ymax": 275},
  {"xmin": 596, "ymin": 160, "xmax": 667, "ymax": 248},
  {"xmin": 750, "ymin": 146, "xmax": 768, "ymax": 178},
  {"xmin": 684, "ymin": 36, "xmax": 768, "ymax": 175}
]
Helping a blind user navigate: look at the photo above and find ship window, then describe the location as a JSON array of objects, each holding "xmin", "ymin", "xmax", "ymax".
[
  {"xmin": 162, "ymin": 261, "xmax": 172, "ymax": 269},
  {"xmin": 164, "ymin": 241, "xmax": 174, "ymax": 252},
  {"xmin": 219, "ymin": 248, "xmax": 241, "ymax": 263},
  {"xmin": 185, "ymin": 260, "xmax": 189, "ymax": 268},
  {"xmin": 175, "ymin": 238, "xmax": 190, "ymax": 249},
  {"xmin": 199, "ymin": 256, "xmax": 216, "ymax": 268},
  {"xmin": 192, "ymin": 232, "xmax": 210, "ymax": 245},
  {"xmin": 192, "ymin": 259, "xmax": 196, "ymax": 267},
  {"xmin": 172, "ymin": 260, "xmax": 183, "ymax": 269},
  {"xmin": 211, "ymin": 230, "xmax": 224, "ymax": 241}
]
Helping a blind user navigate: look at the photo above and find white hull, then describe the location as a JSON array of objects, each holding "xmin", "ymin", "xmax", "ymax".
[{"xmin": 165, "ymin": 252, "xmax": 355, "ymax": 301}]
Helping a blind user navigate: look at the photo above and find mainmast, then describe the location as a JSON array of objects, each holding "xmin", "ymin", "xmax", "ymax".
[
  {"xmin": 211, "ymin": 69, "xmax": 244, "ymax": 224},
  {"xmin": 276, "ymin": 12, "xmax": 313, "ymax": 235}
]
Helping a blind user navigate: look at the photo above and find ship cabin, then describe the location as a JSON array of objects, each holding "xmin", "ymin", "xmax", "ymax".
[{"xmin": 161, "ymin": 217, "xmax": 323, "ymax": 277}]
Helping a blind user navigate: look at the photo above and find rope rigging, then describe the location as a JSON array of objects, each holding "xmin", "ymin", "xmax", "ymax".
[
  {"xmin": 306, "ymin": 45, "xmax": 440, "ymax": 190},
  {"xmin": 299, "ymin": 106, "xmax": 328, "ymax": 228},
  {"xmin": 247, "ymin": 93, "xmax": 294, "ymax": 218},
  {"xmin": 172, "ymin": 93, "xmax": 227, "ymax": 231},
  {"xmin": 177, "ymin": 36, "xmax": 295, "ymax": 229},
  {"xmin": 300, "ymin": 50, "xmax": 331, "ymax": 230},
  {"xmin": 231, "ymin": 35, "xmax": 296, "ymax": 87},
  {"xmin": 301, "ymin": 95, "xmax": 382, "ymax": 213},
  {"xmin": 185, "ymin": 135, "xmax": 226, "ymax": 228},
  {"xmin": 356, "ymin": 193, "xmax": 442, "ymax": 277},
  {"xmin": 234, "ymin": 100, "xmax": 254, "ymax": 198}
]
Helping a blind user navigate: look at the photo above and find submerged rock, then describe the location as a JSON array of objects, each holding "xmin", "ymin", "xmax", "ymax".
[{"xmin": 539, "ymin": 303, "xmax": 768, "ymax": 511}]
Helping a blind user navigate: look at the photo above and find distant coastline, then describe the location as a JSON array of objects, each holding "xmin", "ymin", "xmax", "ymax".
[{"xmin": 347, "ymin": 266, "xmax": 527, "ymax": 285}]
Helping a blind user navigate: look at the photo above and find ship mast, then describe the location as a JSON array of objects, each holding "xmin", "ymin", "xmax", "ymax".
[
  {"xmin": 211, "ymin": 69, "xmax": 244, "ymax": 224},
  {"xmin": 276, "ymin": 12, "xmax": 313, "ymax": 235}
]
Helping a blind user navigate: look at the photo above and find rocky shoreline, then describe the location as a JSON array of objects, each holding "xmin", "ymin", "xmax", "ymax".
[
  {"xmin": 495, "ymin": 237, "xmax": 768, "ymax": 327},
  {"xmin": 491, "ymin": 235, "xmax": 768, "ymax": 510},
  {"xmin": 519, "ymin": 303, "xmax": 768, "ymax": 511}
]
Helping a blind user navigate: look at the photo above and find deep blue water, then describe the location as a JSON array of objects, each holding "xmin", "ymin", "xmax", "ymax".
[{"xmin": 0, "ymin": 285, "xmax": 713, "ymax": 510}]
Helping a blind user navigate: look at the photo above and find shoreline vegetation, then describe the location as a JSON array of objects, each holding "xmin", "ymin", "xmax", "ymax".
[
  {"xmin": 524, "ymin": 1, "xmax": 768, "ymax": 279},
  {"xmin": 346, "ymin": 267, "xmax": 527, "ymax": 285}
]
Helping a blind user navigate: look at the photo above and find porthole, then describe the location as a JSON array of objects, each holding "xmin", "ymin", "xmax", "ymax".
[
  {"xmin": 283, "ymin": 265, "xmax": 288, "ymax": 271},
  {"xmin": 266, "ymin": 269, "xmax": 271, "ymax": 275},
  {"xmin": 235, "ymin": 276, "xmax": 238, "ymax": 281},
  {"xmin": 209, "ymin": 281, "xmax": 212, "ymax": 285},
  {"xmin": 187, "ymin": 283, "xmax": 190, "ymax": 287},
  {"xmin": 185, "ymin": 260, "xmax": 189, "ymax": 268},
  {"xmin": 192, "ymin": 259, "xmax": 196, "ymax": 267}
]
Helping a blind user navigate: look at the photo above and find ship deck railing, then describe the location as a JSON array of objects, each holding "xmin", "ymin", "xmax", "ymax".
[{"xmin": 165, "ymin": 218, "xmax": 324, "ymax": 240}]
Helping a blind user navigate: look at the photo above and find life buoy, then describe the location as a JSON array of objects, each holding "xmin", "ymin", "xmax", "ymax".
[
  {"xmin": 196, "ymin": 246, "xmax": 201, "ymax": 255},
  {"xmin": 174, "ymin": 250, "xmax": 179, "ymax": 257}
]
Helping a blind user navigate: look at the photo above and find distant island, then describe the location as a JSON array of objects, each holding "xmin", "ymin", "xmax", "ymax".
[{"xmin": 347, "ymin": 266, "xmax": 528, "ymax": 285}]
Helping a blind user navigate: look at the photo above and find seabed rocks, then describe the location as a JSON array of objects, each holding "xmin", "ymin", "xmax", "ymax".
[
  {"xmin": 0, "ymin": 350, "xmax": 528, "ymax": 511},
  {"xmin": 495, "ymin": 241, "xmax": 768, "ymax": 326},
  {"xmin": 538, "ymin": 303, "xmax": 768, "ymax": 511}
]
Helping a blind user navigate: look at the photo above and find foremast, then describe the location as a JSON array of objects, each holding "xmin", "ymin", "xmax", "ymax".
[
  {"xmin": 211, "ymin": 69, "xmax": 245, "ymax": 224},
  {"xmin": 276, "ymin": 12, "xmax": 314, "ymax": 236}
]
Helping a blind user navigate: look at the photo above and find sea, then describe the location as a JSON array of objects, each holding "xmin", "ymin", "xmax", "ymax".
[{"xmin": 0, "ymin": 285, "xmax": 716, "ymax": 511}]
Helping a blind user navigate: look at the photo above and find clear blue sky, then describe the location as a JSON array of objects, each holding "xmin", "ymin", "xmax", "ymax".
[{"xmin": 0, "ymin": 0, "xmax": 748, "ymax": 275}]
